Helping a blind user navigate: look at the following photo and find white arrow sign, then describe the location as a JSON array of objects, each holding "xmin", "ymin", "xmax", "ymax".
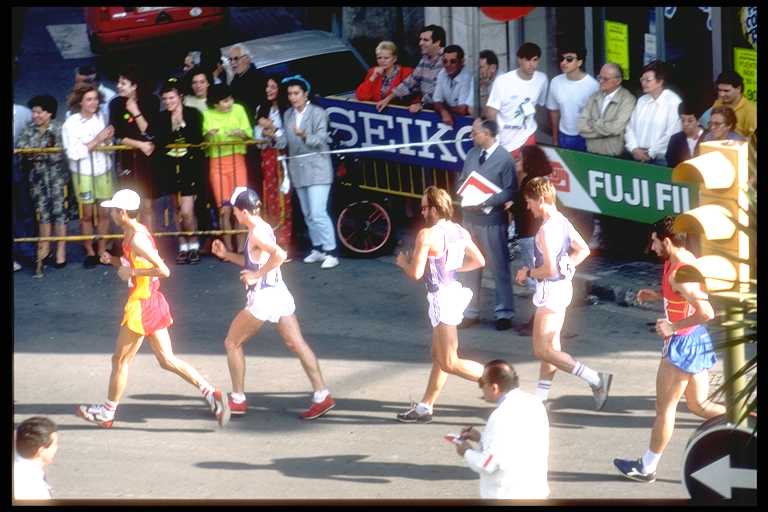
[{"xmin": 690, "ymin": 455, "xmax": 757, "ymax": 499}]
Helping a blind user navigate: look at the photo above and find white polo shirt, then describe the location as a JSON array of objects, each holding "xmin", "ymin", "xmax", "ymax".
[
  {"xmin": 486, "ymin": 69, "xmax": 548, "ymax": 152},
  {"xmin": 61, "ymin": 111, "xmax": 113, "ymax": 176},
  {"xmin": 433, "ymin": 66, "xmax": 475, "ymax": 111}
]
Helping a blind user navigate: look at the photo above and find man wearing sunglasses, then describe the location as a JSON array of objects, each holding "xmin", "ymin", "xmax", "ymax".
[
  {"xmin": 432, "ymin": 44, "xmax": 474, "ymax": 126},
  {"xmin": 454, "ymin": 360, "xmax": 549, "ymax": 499},
  {"xmin": 485, "ymin": 42, "xmax": 548, "ymax": 161},
  {"xmin": 546, "ymin": 45, "xmax": 598, "ymax": 151}
]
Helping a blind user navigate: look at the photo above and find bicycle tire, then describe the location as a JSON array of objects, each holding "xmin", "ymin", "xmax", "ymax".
[{"xmin": 336, "ymin": 200, "xmax": 392, "ymax": 255}]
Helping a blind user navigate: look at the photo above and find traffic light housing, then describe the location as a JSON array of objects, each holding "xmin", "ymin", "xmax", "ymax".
[{"xmin": 671, "ymin": 140, "xmax": 750, "ymax": 298}]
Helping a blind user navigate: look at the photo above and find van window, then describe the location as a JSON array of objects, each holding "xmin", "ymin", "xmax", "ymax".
[{"xmin": 260, "ymin": 51, "xmax": 367, "ymax": 97}]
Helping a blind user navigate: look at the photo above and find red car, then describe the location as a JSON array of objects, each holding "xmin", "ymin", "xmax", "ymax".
[{"xmin": 85, "ymin": 6, "xmax": 226, "ymax": 53}]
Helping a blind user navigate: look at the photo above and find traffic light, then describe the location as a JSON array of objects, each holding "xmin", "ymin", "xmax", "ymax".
[{"xmin": 671, "ymin": 140, "xmax": 750, "ymax": 298}]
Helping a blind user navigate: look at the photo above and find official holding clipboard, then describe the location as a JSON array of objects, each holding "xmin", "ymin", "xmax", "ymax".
[{"xmin": 455, "ymin": 118, "xmax": 518, "ymax": 331}]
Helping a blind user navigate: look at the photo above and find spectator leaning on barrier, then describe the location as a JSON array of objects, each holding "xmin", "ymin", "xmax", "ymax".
[
  {"xmin": 13, "ymin": 102, "xmax": 35, "ymax": 271},
  {"xmin": 456, "ymin": 119, "xmax": 517, "ymax": 331},
  {"xmin": 546, "ymin": 43, "xmax": 599, "ymax": 151},
  {"xmin": 62, "ymin": 84, "xmax": 115, "ymax": 268},
  {"xmin": 276, "ymin": 75, "xmax": 340, "ymax": 270},
  {"xmin": 355, "ymin": 40, "xmax": 413, "ymax": 103},
  {"xmin": 17, "ymin": 94, "xmax": 69, "ymax": 270},
  {"xmin": 665, "ymin": 101, "xmax": 704, "ymax": 168},
  {"xmin": 70, "ymin": 64, "xmax": 116, "ymax": 121},
  {"xmin": 485, "ymin": 42, "xmax": 548, "ymax": 161},
  {"xmin": 577, "ymin": 62, "xmax": 636, "ymax": 157},
  {"xmin": 14, "ymin": 416, "xmax": 59, "ymax": 500},
  {"xmin": 109, "ymin": 65, "xmax": 160, "ymax": 229},
  {"xmin": 202, "ymin": 82, "xmax": 252, "ymax": 253},
  {"xmin": 455, "ymin": 360, "xmax": 549, "ymax": 499},
  {"xmin": 478, "ymin": 49, "xmax": 499, "ymax": 112},
  {"xmin": 624, "ymin": 60, "xmax": 681, "ymax": 167},
  {"xmin": 432, "ymin": 44, "xmax": 475, "ymax": 126},
  {"xmin": 375, "ymin": 24, "xmax": 446, "ymax": 113},
  {"xmin": 155, "ymin": 77, "xmax": 206, "ymax": 264}
]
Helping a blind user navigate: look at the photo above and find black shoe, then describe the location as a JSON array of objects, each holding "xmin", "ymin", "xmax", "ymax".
[
  {"xmin": 613, "ymin": 458, "xmax": 656, "ymax": 483},
  {"xmin": 495, "ymin": 318, "xmax": 513, "ymax": 331},
  {"xmin": 54, "ymin": 260, "xmax": 67, "ymax": 269},
  {"xmin": 188, "ymin": 249, "xmax": 200, "ymax": 264},
  {"xmin": 396, "ymin": 404, "xmax": 433, "ymax": 423},
  {"xmin": 458, "ymin": 317, "xmax": 479, "ymax": 329},
  {"xmin": 83, "ymin": 255, "xmax": 98, "ymax": 268},
  {"xmin": 176, "ymin": 250, "xmax": 189, "ymax": 265}
]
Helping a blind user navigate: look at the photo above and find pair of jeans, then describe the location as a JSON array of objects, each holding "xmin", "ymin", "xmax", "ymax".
[
  {"xmin": 294, "ymin": 184, "xmax": 336, "ymax": 252},
  {"xmin": 558, "ymin": 131, "xmax": 587, "ymax": 152}
]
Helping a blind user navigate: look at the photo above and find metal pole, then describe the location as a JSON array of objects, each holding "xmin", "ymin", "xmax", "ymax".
[{"xmin": 724, "ymin": 303, "xmax": 748, "ymax": 424}]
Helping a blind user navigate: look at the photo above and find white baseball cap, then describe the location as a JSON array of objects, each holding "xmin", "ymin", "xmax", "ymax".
[{"xmin": 101, "ymin": 189, "xmax": 141, "ymax": 210}]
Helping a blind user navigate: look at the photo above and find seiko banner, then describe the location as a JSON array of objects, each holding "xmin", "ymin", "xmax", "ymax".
[
  {"xmin": 317, "ymin": 96, "xmax": 474, "ymax": 172},
  {"xmin": 316, "ymin": 96, "xmax": 697, "ymax": 224}
]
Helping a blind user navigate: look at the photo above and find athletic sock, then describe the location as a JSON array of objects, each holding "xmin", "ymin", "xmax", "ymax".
[
  {"xmin": 200, "ymin": 384, "xmax": 216, "ymax": 400},
  {"xmin": 179, "ymin": 243, "xmax": 190, "ymax": 252},
  {"xmin": 313, "ymin": 389, "xmax": 330, "ymax": 403},
  {"xmin": 641, "ymin": 450, "xmax": 662, "ymax": 473},
  {"xmin": 535, "ymin": 380, "xmax": 552, "ymax": 401},
  {"xmin": 415, "ymin": 402, "xmax": 432, "ymax": 415},
  {"xmin": 230, "ymin": 392, "xmax": 246, "ymax": 404},
  {"xmin": 571, "ymin": 361, "xmax": 601, "ymax": 387},
  {"xmin": 103, "ymin": 400, "xmax": 118, "ymax": 418}
]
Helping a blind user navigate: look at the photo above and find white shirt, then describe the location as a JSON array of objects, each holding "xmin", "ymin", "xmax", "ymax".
[
  {"xmin": 14, "ymin": 104, "xmax": 32, "ymax": 143},
  {"xmin": 253, "ymin": 105, "xmax": 285, "ymax": 147},
  {"xmin": 433, "ymin": 66, "xmax": 475, "ymax": 112},
  {"xmin": 482, "ymin": 140, "xmax": 501, "ymax": 161},
  {"xmin": 600, "ymin": 88, "xmax": 620, "ymax": 116},
  {"xmin": 546, "ymin": 73, "xmax": 599, "ymax": 135},
  {"xmin": 294, "ymin": 101, "xmax": 310, "ymax": 129},
  {"xmin": 687, "ymin": 128, "xmax": 703, "ymax": 156},
  {"xmin": 13, "ymin": 454, "xmax": 51, "ymax": 500},
  {"xmin": 61, "ymin": 111, "xmax": 113, "ymax": 176},
  {"xmin": 464, "ymin": 388, "xmax": 550, "ymax": 499},
  {"xmin": 486, "ymin": 69, "xmax": 548, "ymax": 152},
  {"xmin": 624, "ymin": 88, "xmax": 682, "ymax": 159}
]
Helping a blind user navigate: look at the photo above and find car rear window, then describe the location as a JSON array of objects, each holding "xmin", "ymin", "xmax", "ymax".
[{"xmin": 259, "ymin": 51, "xmax": 367, "ymax": 97}]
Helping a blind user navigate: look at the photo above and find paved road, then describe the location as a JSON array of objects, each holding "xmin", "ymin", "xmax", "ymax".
[{"xmin": 13, "ymin": 253, "xmax": 719, "ymax": 501}]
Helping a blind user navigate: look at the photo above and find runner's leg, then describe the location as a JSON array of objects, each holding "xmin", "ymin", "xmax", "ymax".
[
  {"xmin": 684, "ymin": 369, "xmax": 727, "ymax": 419},
  {"xmin": 648, "ymin": 358, "xmax": 690, "ymax": 454},
  {"xmin": 276, "ymin": 314, "xmax": 326, "ymax": 392},
  {"xmin": 224, "ymin": 309, "xmax": 263, "ymax": 394},
  {"xmin": 107, "ymin": 326, "xmax": 145, "ymax": 402},
  {"xmin": 147, "ymin": 327, "xmax": 211, "ymax": 388}
]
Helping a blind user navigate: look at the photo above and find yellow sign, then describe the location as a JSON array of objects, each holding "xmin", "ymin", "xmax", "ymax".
[
  {"xmin": 734, "ymin": 47, "xmax": 757, "ymax": 104},
  {"xmin": 605, "ymin": 21, "xmax": 630, "ymax": 80}
]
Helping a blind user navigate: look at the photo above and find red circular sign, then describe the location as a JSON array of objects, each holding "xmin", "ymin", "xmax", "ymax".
[{"xmin": 480, "ymin": 7, "xmax": 535, "ymax": 21}]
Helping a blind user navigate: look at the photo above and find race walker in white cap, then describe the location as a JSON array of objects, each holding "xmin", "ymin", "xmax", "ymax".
[
  {"xmin": 211, "ymin": 186, "xmax": 336, "ymax": 420},
  {"xmin": 76, "ymin": 189, "xmax": 230, "ymax": 428}
]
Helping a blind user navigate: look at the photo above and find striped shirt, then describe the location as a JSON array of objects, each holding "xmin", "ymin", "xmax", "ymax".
[{"xmin": 392, "ymin": 52, "xmax": 444, "ymax": 106}]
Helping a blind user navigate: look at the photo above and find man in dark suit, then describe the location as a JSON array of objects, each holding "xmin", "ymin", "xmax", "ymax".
[
  {"xmin": 665, "ymin": 101, "xmax": 704, "ymax": 168},
  {"xmin": 456, "ymin": 118, "xmax": 518, "ymax": 330}
]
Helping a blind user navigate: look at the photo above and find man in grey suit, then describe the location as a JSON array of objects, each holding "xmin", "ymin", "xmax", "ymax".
[{"xmin": 456, "ymin": 119, "xmax": 517, "ymax": 330}]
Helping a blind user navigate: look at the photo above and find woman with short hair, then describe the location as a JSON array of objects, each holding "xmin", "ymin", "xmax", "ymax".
[{"xmin": 355, "ymin": 41, "xmax": 413, "ymax": 102}]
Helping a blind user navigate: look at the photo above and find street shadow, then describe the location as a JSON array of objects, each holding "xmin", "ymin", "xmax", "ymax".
[{"xmin": 196, "ymin": 454, "xmax": 476, "ymax": 483}]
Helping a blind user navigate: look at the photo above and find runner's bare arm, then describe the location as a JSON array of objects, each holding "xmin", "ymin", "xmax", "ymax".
[
  {"xmin": 130, "ymin": 232, "xmax": 170, "ymax": 279},
  {"xmin": 669, "ymin": 280, "xmax": 715, "ymax": 328},
  {"xmin": 530, "ymin": 229, "xmax": 556, "ymax": 281},
  {"xmin": 567, "ymin": 223, "xmax": 590, "ymax": 267},
  {"xmin": 396, "ymin": 228, "xmax": 431, "ymax": 280},
  {"xmin": 458, "ymin": 231, "xmax": 485, "ymax": 273},
  {"xmin": 636, "ymin": 289, "xmax": 662, "ymax": 304},
  {"xmin": 212, "ymin": 239, "xmax": 245, "ymax": 267}
]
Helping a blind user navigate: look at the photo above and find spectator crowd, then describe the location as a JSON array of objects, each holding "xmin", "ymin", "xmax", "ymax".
[{"xmin": 13, "ymin": 24, "xmax": 756, "ymax": 277}]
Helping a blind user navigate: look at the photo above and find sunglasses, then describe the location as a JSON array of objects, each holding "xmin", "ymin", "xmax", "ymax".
[
  {"xmin": 230, "ymin": 56, "xmax": 243, "ymax": 62},
  {"xmin": 442, "ymin": 58, "xmax": 459, "ymax": 64},
  {"xmin": 560, "ymin": 56, "xmax": 577, "ymax": 63}
]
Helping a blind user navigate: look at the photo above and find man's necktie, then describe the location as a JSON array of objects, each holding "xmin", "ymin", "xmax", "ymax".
[{"xmin": 479, "ymin": 150, "xmax": 487, "ymax": 165}]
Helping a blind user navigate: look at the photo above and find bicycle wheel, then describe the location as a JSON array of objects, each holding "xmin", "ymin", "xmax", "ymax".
[{"xmin": 336, "ymin": 200, "xmax": 392, "ymax": 255}]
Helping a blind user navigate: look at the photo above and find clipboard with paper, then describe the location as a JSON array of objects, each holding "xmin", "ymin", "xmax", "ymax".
[{"xmin": 457, "ymin": 171, "xmax": 503, "ymax": 214}]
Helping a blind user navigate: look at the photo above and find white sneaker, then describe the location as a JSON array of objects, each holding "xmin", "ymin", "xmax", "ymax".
[
  {"xmin": 320, "ymin": 255, "xmax": 340, "ymax": 269},
  {"xmin": 13, "ymin": 261, "xmax": 22, "ymax": 272},
  {"xmin": 303, "ymin": 249, "xmax": 327, "ymax": 263}
]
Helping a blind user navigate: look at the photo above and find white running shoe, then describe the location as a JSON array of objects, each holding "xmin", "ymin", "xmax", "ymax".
[
  {"xmin": 13, "ymin": 261, "xmax": 22, "ymax": 272},
  {"xmin": 303, "ymin": 250, "xmax": 327, "ymax": 263},
  {"xmin": 320, "ymin": 255, "xmax": 340, "ymax": 269}
]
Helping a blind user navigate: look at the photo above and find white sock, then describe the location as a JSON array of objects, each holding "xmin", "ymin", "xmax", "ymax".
[
  {"xmin": 416, "ymin": 402, "xmax": 432, "ymax": 415},
  {"xmin": 103, "ymin": 400, "xmax": 118, "ymax": 417},
  {"xmin": 230, "ymin": 392, "xmax": 246, "ymax": 403},
  {"xmin": 313, "ymin": 389, "xmax": 330, "ymax": 403},
  {"xmin": 199, "ymin": 383, "xmax": 215, "ymax": 397},
  {"xmin": 572, "ymin": 361, "xmax": 601, "ymax": 387},
  {"xmin": 188, "ymin": 241, "xmax": 200, "ymax": 251},
  {"xmin": 536, "ymin": 380, "xmax": 552, "ymax": 401},
  {"xmin": 179, "ymin": 243, "xmax": 190, "ymax": 252},
  {"xmin": 642, "ymin": 450, "xmax": 661, "ymax": 473}
]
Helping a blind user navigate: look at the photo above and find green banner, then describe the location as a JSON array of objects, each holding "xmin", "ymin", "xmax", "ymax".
[{"xmin": 542, "ymin": 147, "xmax": 698, "ymax": 224}]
